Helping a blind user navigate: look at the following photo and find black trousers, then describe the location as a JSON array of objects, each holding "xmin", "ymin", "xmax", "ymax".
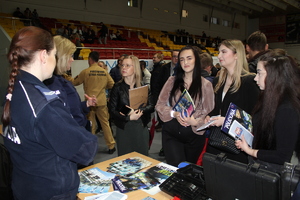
[{"xmin": 162, "ymin": 119, "xmax": 206, "ymax": 167}]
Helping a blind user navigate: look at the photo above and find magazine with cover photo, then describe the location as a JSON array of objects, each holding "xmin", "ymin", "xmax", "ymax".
[
  {"xmin": 112, "ymin": 176, "xmax": 148, "ymax": 193},
  {"xmin": 107, "ymin": 157, "xmax": 152, "ymax": 177},
  {"xmin": 142, "ymin": 162, "xmax": 178, "ymax": 195},
  {"xmin": 145, "ymin": 162, "xmax": 177, "ymax": 184},
  {"xmin": 112, "ymin": 171, "xmax": 159, "ymax": 193},
  {"xmin": 173, "ymin": 89, "xmax": 195, "ymax": 117},
  {"xmin": 221, "ymin": 102, "xmax": 254, "ymax": 147},
  {"xmin": 78, "ymin": 167, "xmax": 116, "ymax": 194},
  {"xmin": 131, "ymin": 171, "xmax": 160, "ymax": 189}
]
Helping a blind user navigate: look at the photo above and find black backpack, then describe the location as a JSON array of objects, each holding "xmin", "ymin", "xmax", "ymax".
[{"xmin": 0, "ymin": 140, "xmax": 13, "ymax": 199}]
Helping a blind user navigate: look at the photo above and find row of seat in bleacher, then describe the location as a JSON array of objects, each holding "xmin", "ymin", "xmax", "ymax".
[{"xmin": 0, "ymin": 12, "xmax": 219, "ymax": 60}]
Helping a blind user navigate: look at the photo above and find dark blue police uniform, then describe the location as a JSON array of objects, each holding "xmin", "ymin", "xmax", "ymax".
[
  {"xmin": 44, "ymin": 75, "xmax": 90, "ymax": 128},
  {"xmin": 3, "ymin": 70, "xmax": 98, "ymax": 200}
]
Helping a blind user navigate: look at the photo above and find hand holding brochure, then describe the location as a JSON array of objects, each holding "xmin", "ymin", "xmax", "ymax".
[
  {"xmin": 172, "ymin": 89, "xmax": 195, "ymax": 117},
  {"xmin": 196, "ymin": 115, "xmax": 220, "ymax": 131},
  {"xmin": 221, "ymin": 103, "xmax": 254, "ymax": 147}
]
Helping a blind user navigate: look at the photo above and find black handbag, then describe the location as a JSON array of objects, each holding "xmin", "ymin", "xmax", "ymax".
[{"xmin": 208, "ymin": 126, "xmax": 240, "ymax": 154}]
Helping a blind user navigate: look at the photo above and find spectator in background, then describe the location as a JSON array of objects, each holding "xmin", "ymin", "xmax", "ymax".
[
  {"xmin": 200, "ymin": 52, "xmax": 214, "ymax": 83},
  {"xmin": 158, "ymin": 50, "xmax": 179, "ymax": 87},
  {"xmin": 246, "ymin": 31, "xmax": 269, "ymax": 73},
  {"xmin": 62, "ymin": 28, "xmax": 69, "ymax": 39},
  {"xmin": 56, "ymin": 25, "xmax": 65, "ymax": 36},
  {"xmin": 139, "ymin": 60, "xmax": 151, "ymax": 85},
  {"xmin": 85, "ymin": 29, "xmax": 95, "ymax": 44},
  {"xmin": 98, "ymin": 61, "xmax": 108, "ymax": 71},
  {"xmin": 109, "ymin": 55, "xmax": 154, "ymax": 156},
  {"xmin": 31, "ymin": 9, "xmax": 40, "ymax": 27},
  {"xmin": 98, "ymin": 22, "xmax": 108, "ymax": 44},
  {"xmin": 150, "ymin": 52, "xmax": 164, "ymax": 104},
  {"xmin": 32, "ymin": 9, "xmax": 39, "ymax": 19},
  {"xmin": 23, "ymin": 8, "xmax": 32, "ymax": 19},
  {"xmin": 13, "ymin": 7, "xmax": 25, "ymax": 18},
  {"xmin": 70, "ymin": 33, "xmax": 82, "ymax": 60},
  {"xmin": 156, "ymin": 50, "xmax": 179, "ymax": 156},
  {"xmin": 66, "ymin": 24, "xmax": 73, "ymax": 37},
  {"xmin": 211, "ymin": 63, "xmax": 221, "ymax": 77},
  {"xmin": 110, "ymin": 32, "xmax": 117, "ymax": 40},
  {"xmin": 23, "ymin": 8, "xmax": 32, "ymax": 25},
  {"xmin": 110, "ymin": 54, "xmax": 127, "ymax": 83},
  {"xmin": 73, "ymin": 25, "xmax": 83, "ymax": 35},
  {"xmin": 150, "ymin": 52, "xmax": 164, "ymax": 132},
  {"xmin": 116, "ymin": 30, "xmax": 127, "ymax": 41},
  {"xmin": 81, "ymin": 26, "xmax": 89, "ymax": 42}
]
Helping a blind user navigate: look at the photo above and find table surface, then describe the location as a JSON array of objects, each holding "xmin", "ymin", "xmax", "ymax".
[{"xmin": 77, "ymin": 152, "xmax": 173, "ymax": 200}]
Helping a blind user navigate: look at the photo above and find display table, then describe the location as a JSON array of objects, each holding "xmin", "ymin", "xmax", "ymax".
[{"xmin": 77, "ymin": 152, "xmax": 173, "ymax": 200}]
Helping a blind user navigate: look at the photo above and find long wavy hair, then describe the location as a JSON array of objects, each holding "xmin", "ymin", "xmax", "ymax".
[
  {"xmin": 214, "ymin": 39, "xmax": 251, "ymax": 93},
  {"xmin": 169, "ymin": 46, "xmax": 202, "ymax": 105},
  {"xmin": 1, "ymin": 26, "xmax": 54, "ymax": 127},
  {"xmin": 253, "ymin": 49, "xmax": 300, "ymax": 153}
]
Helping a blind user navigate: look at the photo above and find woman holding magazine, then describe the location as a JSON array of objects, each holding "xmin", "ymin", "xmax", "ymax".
[
  {"xmin": 109, "ymin": 55, "xmax": 154, "ymax": 156},
  {"xmin": 155, "ymin": 46, "xmax": 214, "ymax": 167},
  {"xmin": 205, "ymin": 39, "xmax": 260, "ymax": 164},
  {"xmin": 235, "ymin": 49, "xmax": 300, "ymax": 172}
]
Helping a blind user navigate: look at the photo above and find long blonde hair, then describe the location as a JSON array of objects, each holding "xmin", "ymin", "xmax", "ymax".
[
  {"xmin": 122, "ymin": 55, "xmax": 141, "ymax": 87},
  {"xmin": 215, "ymin": 39, "xmax": 250, "ymax": 93},
  {"xmin": 53, "ymin": 35, "xmax": 76, "ymax": 75}
]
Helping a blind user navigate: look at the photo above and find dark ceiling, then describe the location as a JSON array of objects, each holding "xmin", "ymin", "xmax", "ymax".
[{"xmin": 188, "ymin": 0, "xmax": 300, "ymax": 19}]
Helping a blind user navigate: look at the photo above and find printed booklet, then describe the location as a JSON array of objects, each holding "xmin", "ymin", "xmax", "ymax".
[
  {"xmin": 221, "ymin": 102, "xmax": 254, "ymax": 147},
  {"xmin": 78, "ymin": 167, "xmax": 116, "ymax": 194},
  {"xmin": 145, "ymin": 162, "xmax": 177, "ymax": 184},
  {"xmin": 173, "ymin": 89, "xmax": 195, "ymax": 117},
  {"xmin": 107, "ymin": 157, "xmax": 152, "ymax": 177},
  {"xmin": 112, "ymin": 172, "xmax": 159, "ymax": 193},
  {"xmin": 142, "ymin": 162, "xmax": 178, "ymax": 195}
]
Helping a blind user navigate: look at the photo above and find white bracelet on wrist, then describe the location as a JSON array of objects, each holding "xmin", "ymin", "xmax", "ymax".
[{"xmin": 170, "ymin": 110, "xmax": 175, "ymax": 118}]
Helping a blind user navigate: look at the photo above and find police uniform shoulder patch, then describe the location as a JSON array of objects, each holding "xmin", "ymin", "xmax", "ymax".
[{"xmin": 34, "ymin": 85, "xmax": 59, "ymax": 101}]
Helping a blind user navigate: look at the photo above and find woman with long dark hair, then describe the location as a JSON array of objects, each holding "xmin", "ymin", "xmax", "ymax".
[
  {"xmin": 1, "ymin": 26, "xmax": 97, "ymax": 199},
  {"xmin": 236, "ymin": 49, "xmax": 300, "ymax": 171},
  {"xmin": 155, "ymin": 46, "xmax": 214, "ymax": 167}
]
